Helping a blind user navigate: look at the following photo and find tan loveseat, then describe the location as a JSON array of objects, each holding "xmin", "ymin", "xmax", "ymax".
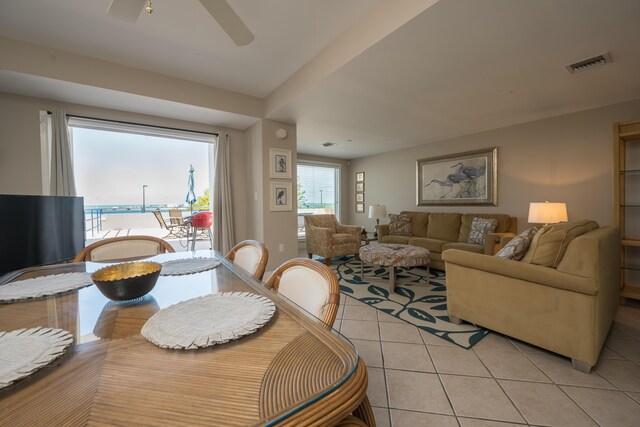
[
  {"xmin": 443, "ymin": 225, "xmax": 620, "ymax": 371},
  {"xmin": 377, "ymin": 211, "xmax": 517, "ymax": 270}
]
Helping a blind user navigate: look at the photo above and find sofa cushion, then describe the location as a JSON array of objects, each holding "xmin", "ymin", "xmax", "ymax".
[
  {"xmin": 468, "ymin": 217, "xmax": 497, "ymax": 245},
  {"xmin": 443, "ymin": 242, "xmax": 484, "ymax": 254},
  {"xmin": 427, "ymin": 213, "xmax": 461, "ymax": 242},
  {"xmin": 495, "ymin": 226, "xmax": 541, "ymax": 261},
  {"xmin": 380, "ymin": 235, "xmax": 411, "ymax": 244},
  {"xmin": 522, "ymin": 220, "xmax": 599, "ymax": 267},
  {"xmin": 459, "ymin": 213, "xmax": 512, "ymax": 242},
  {"xmin": 408, "ymin": 237, "xmax": 450, "ymax": 253},
  {"xmin": 402, "ymin": 211, "xmax": 429, "ymax": 238},
  {"xmin": 389, "ymin": 214, "xmax": 412, "ymax": 236}
]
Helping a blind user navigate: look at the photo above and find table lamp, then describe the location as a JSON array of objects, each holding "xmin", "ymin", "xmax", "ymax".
[
  {"xmin": 368, "ymin": 205, "xmax": 387, "ymax": 238},
  {"xmin": 528, "ymin": 201, "xmax": 568, "ymax": 225}
]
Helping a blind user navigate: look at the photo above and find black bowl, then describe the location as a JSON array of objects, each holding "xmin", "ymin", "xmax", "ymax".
[{"xmin": 91, "ymin": 261, "xmax": 162, "ymax": 301}]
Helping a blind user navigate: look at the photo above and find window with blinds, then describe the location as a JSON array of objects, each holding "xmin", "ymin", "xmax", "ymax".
[{"xmin": 297, "ymin": 162, "xmax": 340, "ymax": 238}]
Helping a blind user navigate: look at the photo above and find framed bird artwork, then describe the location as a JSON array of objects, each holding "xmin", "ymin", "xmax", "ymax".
[{"xmin": 417, "ymin": 148, "xmax": 497, "ymax": 206}]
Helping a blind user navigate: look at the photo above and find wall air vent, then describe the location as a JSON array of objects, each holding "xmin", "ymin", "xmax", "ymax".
[{"xmin": 565, "ymin": 52, "xmax": 611, "ymax": 74}]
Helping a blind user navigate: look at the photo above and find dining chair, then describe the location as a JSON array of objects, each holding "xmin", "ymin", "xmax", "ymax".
[
  {"xmin": 73, "ymin": 236, "xmax": 175, "ymax": 262},
  {"xmin": 265, "ymin": 258, "xmax": 340, "ymax": 328},
  {"xmin": 266, "ymin": 258, "xmax": 376, "ymax": 426},
  {"xmin": 225, "ymin": 240, "xmax": 269, "ymax": 281}
]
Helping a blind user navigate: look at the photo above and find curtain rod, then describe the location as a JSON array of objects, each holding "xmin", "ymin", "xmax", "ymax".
[{"xmin": 65, "ymin": 114, "xmax": 219, "ymax": 137}]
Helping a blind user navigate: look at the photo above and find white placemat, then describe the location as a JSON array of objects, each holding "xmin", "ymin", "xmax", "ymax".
[
  {"xmin": 0, "ymin": 273, "xmax": 94, "ymax": 303},
  {"xmin": 142, "ymin": 292, "xmax": 276, "ymax": 350},
  {"xmin": 0, "ymin": 327, "xmax": 74, "ymax": 389},
  {"xmin": 160, "ymin": 258, "xmax": 221, "ymax": 276}
]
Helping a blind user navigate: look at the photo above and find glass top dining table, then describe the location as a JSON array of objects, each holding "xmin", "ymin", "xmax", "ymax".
[{"xmin": 0, "ymin": 251, "xmax": 367, "ymax": 426}]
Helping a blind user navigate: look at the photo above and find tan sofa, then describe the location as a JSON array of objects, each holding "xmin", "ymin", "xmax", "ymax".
[
  {"xmin": 377, "ymin": 211, "xmax": 517, "ymax": 270},
  {"xmin": 305, "ymin": 214, "xmax": 361, "ymax": 265},
  {"xmin": 442, "ymin": 226, "xmax": 620, "ymax": 372}
]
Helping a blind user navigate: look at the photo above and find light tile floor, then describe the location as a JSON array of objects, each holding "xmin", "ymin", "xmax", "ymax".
[{"xmin": 334, "ymin": 294, "xmax": 640, "ymax": 427}]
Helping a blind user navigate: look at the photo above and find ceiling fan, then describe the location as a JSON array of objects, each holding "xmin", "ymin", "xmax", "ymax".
[{"xmin": 107, "ymin": 0, "xmax": 254, "ymax": 46}]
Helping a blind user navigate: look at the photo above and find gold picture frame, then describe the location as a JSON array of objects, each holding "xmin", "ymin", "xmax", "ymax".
[{"xmin": 417, "ymin": 147, "xmax": 497, "ymax": 206}]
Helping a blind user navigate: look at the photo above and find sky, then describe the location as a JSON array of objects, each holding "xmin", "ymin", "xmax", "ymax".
[{"xmin": 72, "ymin": 128, "xmax": 210, "ymax": 206}]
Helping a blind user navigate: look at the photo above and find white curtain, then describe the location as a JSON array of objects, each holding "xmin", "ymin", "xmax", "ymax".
[
  {"xmin": 49, "ymin": 110, "xmax": 77, "ymax": 196},
  {"xmin": 213, "ymin": 133, "xmax": 235, "ymax": 254}
]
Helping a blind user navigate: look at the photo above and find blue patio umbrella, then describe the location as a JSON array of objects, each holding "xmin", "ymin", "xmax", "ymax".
[{"xmin": 186, "ymin": 165, "xmax": 197, "ymax": 214}]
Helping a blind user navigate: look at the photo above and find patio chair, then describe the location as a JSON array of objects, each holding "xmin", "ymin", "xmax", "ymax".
[
  {"xmin": 226, "ymin": 240, "xmax": 269, "ymax": 280},
  {"xmin": 152, "ymin": 210, "xmax": 183, "ymax": 239},
  {"xmin": 73, "ymin": 235, "xmax": 175, "ymax": 262},
  {"xmin": 169, "ymin": 209, "xmax": 186, "ymax": 226}
]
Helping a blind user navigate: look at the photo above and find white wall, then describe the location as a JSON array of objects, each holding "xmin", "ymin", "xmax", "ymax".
[
  {"xmin": 244, "ymin": 119, "xmax": 299, "ymax": 270},
  {"xmin": 0, "ymin": 92, "xmax": 249, "ymax": 242},
  {"xmin": 260, "ymin": 120, "xmax": 298, "ymax": 270},
  {"xmin": 348, "ymin": 99, "xmax": 640, "ymax": 232},
  {"xmin": 0, "ymin": 94, "xmax": 43, "ymax": 194}
]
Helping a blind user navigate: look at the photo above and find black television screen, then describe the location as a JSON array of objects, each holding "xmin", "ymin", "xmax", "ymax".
[{"xmin": 0, "ymin": 194, "xmax": 85, "ymax": 276}]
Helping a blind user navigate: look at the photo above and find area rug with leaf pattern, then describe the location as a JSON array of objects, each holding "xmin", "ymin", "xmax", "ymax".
[{"xmin": 329, "ymin": 256, "xmax": 488, "ymax": 349}]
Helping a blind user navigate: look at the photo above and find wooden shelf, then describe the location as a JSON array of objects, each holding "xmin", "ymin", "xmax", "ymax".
[
  {"xmin": 614, "ymin": 118, "xmax": 640, "ymax": 301},
  {"xmin": 621, "ymin": 283, "xmax": 640, "ymax": 299},
  {"xmin": 620, "ymin": 169, "xmax": 640, "ymax": 175}
]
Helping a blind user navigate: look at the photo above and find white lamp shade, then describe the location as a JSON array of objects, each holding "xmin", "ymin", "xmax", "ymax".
[
  {"xmin": 368, "ymin": 205, "xmax": 387, "ymax": 219},
  {"xmin": 528, "ymin": 202, "xmax": 568, "ymax": 224}
]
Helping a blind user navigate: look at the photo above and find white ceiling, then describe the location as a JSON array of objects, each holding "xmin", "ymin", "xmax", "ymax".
[
  {"xmin": 1, "ymin": 0, "xmax": 640, "ymax": 159},
  {"xmin": 277, "ymin": 0, "xmax": 640, "ymax": 158},
  {"xmin": 0, "ymin": 0, "xmax": 377, "ymax": 97},
  {"xmin": 0, "ymin": 70, "xmax": 258, "ymax": 129}
]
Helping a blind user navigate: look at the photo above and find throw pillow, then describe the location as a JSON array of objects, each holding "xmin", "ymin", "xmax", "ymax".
[
  {"xmin": 389, "ymin": 214, "xmax": 412, "ymax": 236},
  {"xmin": 495, "ymin": 226, "xmax": 541, "ymax": 260},
  {"xmin": 467, "ymin": 217, "xmax": 497, "ymax": 245},
  {"xmin": 521, "ymin": 220, "xmax": 599, "ymax": 267}
]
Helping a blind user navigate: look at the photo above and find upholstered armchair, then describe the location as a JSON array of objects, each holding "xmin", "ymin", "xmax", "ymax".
[{"xmin": 304, "ymin": 214, "xmax": 360, "ymax": 265}]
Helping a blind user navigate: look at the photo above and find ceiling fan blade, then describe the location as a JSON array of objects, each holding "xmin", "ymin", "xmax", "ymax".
[
  {"xmin": 198, "ymin": 0, "xmax": 255, "ymax": 46},
  {"xmin": 107, "ymin": 0, "xmax": 146, "ymax": 23}
]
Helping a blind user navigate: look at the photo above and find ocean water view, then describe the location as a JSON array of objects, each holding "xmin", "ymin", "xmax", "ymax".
[{"xmin": 85, "ymin": 204, "xmax": 193, "ymax": 214}]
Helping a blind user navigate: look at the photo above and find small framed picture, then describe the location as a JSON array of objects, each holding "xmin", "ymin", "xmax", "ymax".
[
  {"xmin": 269, "ymin": 148, "xmax": 292, "ymax": 179},
  {"xmin": 356, "ymin": 193, "xmax": 364, "ymax": 202},
  {"xmin": 356, "ymin": 182, "xmax": 364, "ymax": 192},
  {"xmin": 356, "ymin": 172, "xmax": 365, "ymax": 182},
  {"xmin": 356, "ymin": 203, "xmax": 365, "ymax": 213},
  {"xmin": 270, "ymin": 181, "xmax": 292, "ymax": 211}
]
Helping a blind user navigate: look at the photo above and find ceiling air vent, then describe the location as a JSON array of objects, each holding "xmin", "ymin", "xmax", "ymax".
[
  {"xmin": 321, "ymin": 142, "xmax": 336, "ymax": 147},
  {"xmin": 565, "ymin": 52, "xmax": 611, "ymax": 74}
]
